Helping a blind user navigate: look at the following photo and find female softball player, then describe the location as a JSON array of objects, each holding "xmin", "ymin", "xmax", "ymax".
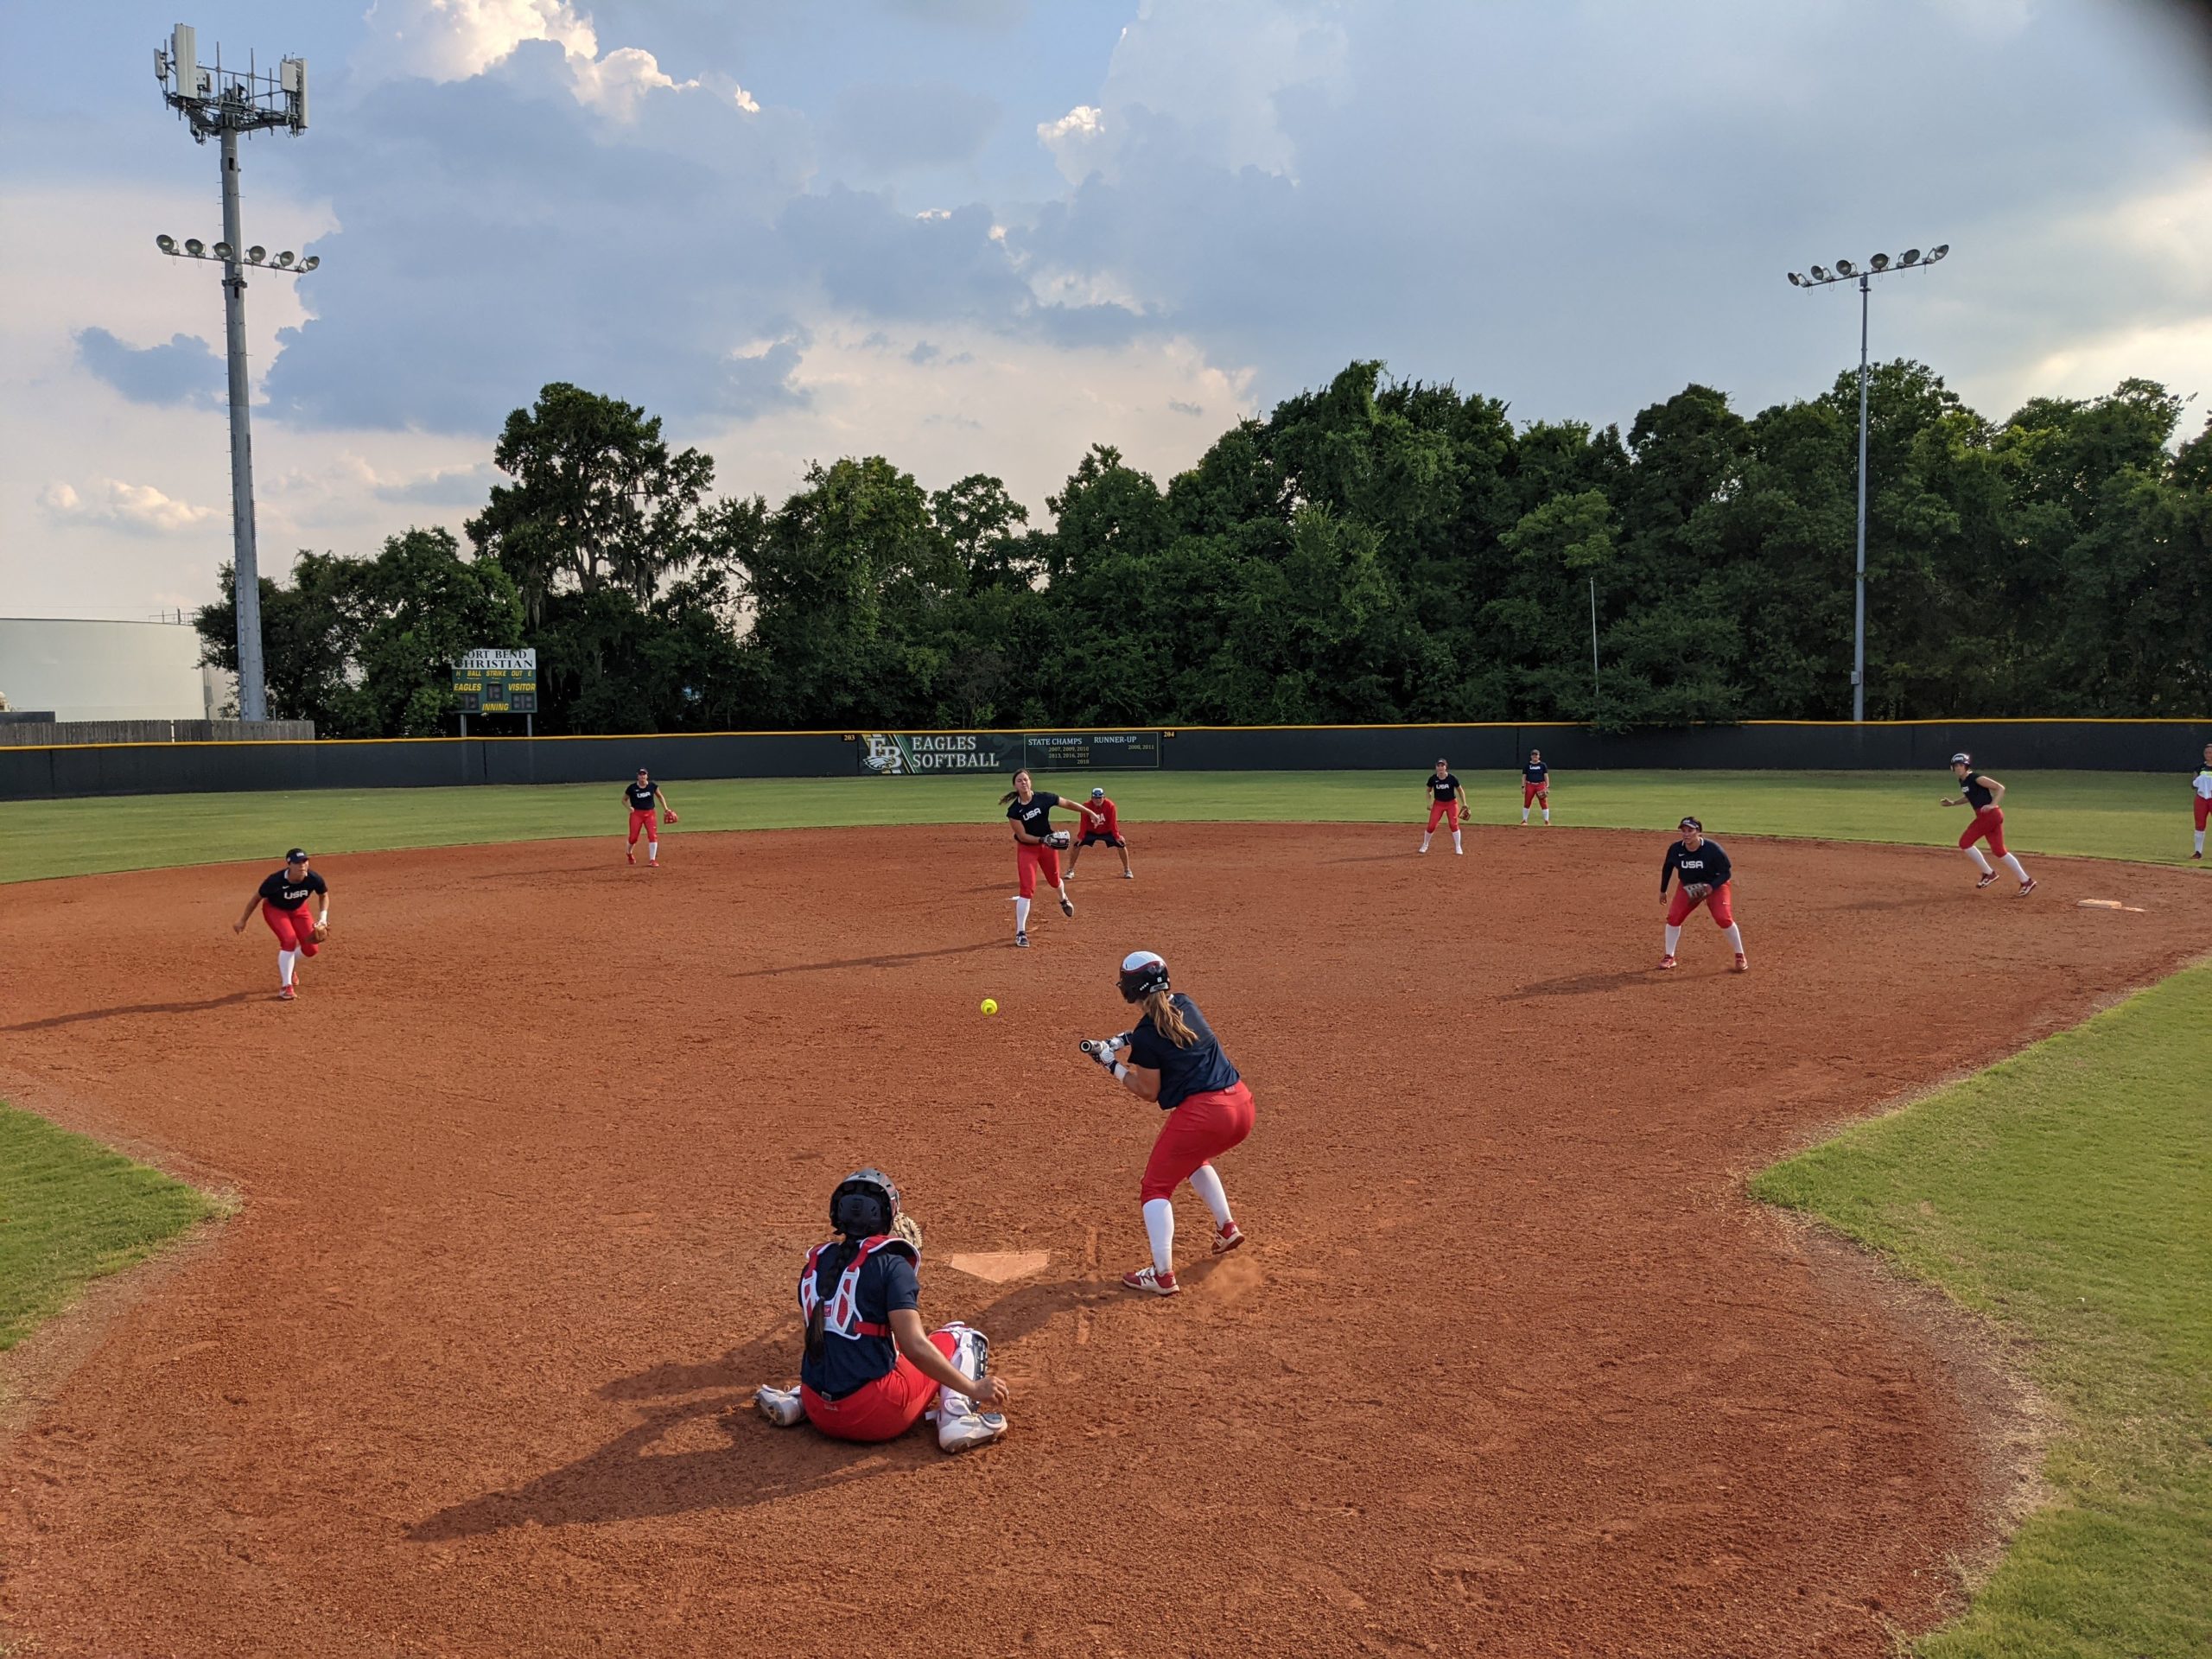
[
  {"xmin": 1420, "ymin": 758, "xmax": 1465, "ymax": 855},
  {"xmin": 1082, "ymin": 950, "xmax": 1255, "ymax": 1296},
  {"xmin": 1065, "ymin": 785, "xmax": 1134, "ymax": 880},
  {"xmin": 2192, "ymin": 742, "xmax": 2210, "ymax": 860},
  {"xmin": 1521, "ymin": 749, "xmax": 1551, "ymax": 825},
  {"xmin": 232, "ymin": 848, "xmax": 329, "ymax": 1001},
  {"xmin": 999, "ymin": 770, "xmax": 1097, "ymax": 947},
  {"xmin": 1658, "ymin": 817, "xmax": 1747, "ymax": 973},
  {"xmin": 753, "ymin": 1168, "xmax": 1009, "ymax": 1453},
  {"xmin": 1942, "ymin": 754, "xmax": 2035, "ymax": 895},
  {"xmin": 623, "ymin": 767, "xmax": 677, "ymax": 866}
]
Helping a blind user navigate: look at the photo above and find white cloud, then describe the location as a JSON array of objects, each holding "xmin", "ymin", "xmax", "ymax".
[
  {"xmin": 356, "ymin": 0, "xmax": 759, "ymax": 120},
  {"xmin": 41, "ymin": 477, "xmax": 222, "ymax": 535},
  {"xmin": 1038, "ymin": 105, "xmax": 1106, "ymax": 182}
]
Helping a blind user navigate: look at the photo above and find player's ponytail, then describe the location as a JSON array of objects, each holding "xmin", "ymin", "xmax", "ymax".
[
  {"xmin": 804, "ymin": 1236, "xmax": 861, "ymax": 1364},
  {"xmin": 1144, "ymin": 987, "xmax": 1198, "ymax": 1049}
]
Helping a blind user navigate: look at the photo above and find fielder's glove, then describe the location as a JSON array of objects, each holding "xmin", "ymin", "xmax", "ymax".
[
  {"xmin": 662, "ymin": 810, "xmax": 679, "ymax": 824},
  {"xmin": 1044, "ymin": 830, "xmax": 1072, "ymax": 849},
  {"xmin": 311, "ymin": 922, "xmax": 330, "ymax": 943},
  {"xmin": 1683, "ymin": 882, "xmax": 1711, "ymax": 900}
]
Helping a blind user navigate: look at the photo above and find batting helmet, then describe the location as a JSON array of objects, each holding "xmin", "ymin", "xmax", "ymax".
[
  {"xmin": 830, "ymin": 1168, "xmax": 901, "ymax": 1239},
  {"xmin": 1949, "ymin": 752, "xmax": 1973, "ymax": 768},
  {"xmin": 1118, "ymin": 950, "xmax": 1171, "ymax": 1004}
]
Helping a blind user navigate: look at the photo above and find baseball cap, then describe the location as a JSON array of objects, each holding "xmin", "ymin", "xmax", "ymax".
[
  {"xmin": 1090, "ymin": 786, "xmax": 1105, "ymax": 798},
  {"xmin": 1677, "ymin": 817, "xmax": 1701, "ymax": 833},
  {"xmin": 284, "ymin": 847, "xmax": 309, "ymax": 863}
]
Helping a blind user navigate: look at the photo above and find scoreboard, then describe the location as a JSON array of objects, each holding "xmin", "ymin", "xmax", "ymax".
[{"xmin": 452, "ymin": 647, "xmax": 537, "ymax": 715}]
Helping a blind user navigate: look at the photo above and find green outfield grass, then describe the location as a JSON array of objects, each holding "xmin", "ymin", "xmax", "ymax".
[
  {"xmin": 1, "ymin": 767, "xmax": 2204, "ymax": 884},
  {"xmin": 1753, "ymin": 963, "xmax": 2212, "ymax": 1659},
  {"xmin": 0, "ymin": 1104, "xmax": 218, "ymax": 1354}
]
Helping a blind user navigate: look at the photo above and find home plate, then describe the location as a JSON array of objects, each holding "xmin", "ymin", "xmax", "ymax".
[
  {"xmin": 2077, "ymin": 899, "xmax": 2146, "ymax": 912},
  {"xmin": 945, "ymin": 1251, "xmax": 1049, "ymax": 1282}
]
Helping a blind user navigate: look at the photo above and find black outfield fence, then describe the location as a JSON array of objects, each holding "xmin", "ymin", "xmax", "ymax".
[{"xmin": 1, "ymin": 721, "xmax": 2205, "ymax": 802}]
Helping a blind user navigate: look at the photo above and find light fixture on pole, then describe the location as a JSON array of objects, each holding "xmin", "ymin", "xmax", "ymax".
[
  {"xmin": 1786, "ymin": 244, "xmax": 1948, "ymax": 722},
  {"xmin": 153, "ymin": 23, "xmax": 314, "ymax": 724}
]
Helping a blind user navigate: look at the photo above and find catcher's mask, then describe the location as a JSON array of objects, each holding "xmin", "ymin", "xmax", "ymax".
[
  {"xmin": 830, "ymin": 1168, "xmax": 901, "ymax": 1239},
  {"xmin": 1118, "ymin": 950, "xmax": 1170, "ymax": 1004}
]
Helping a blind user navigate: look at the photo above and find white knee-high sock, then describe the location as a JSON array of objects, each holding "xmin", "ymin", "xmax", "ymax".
[
  {"xmin": 1965, "ymin": 845, "xmax": 1994, "ymax": 876},
  {"xmin": 646, "ymin": 838, "xmax": 658, "ymax": 860},
  {"xmin": 1542, "ymin": 807, "xmax": 1550, "ymax": 823},
  {"xmin": 1722, "ymin": 924, "xmax": 1745, "ymax": 953},
  {"xmin": 1188, "ymin": 1164, "xmax": 1233, "ymax": 1229},
  {"xmin": 2196, "ymin": 830, "xmax": 2206, "ymax": 855},
  {"xmin": 1664, "ymin": 925, "xmax": 1681, "ymax": 955},
  {"xmin": 1419, "ymin": 834, "xmax": 1431, "ymax": 850},
  {"xmin": 278, "ymin": 949, "xmax": 296, "ymax": 986},
  {"xmin": 1142, "ymin": 1198, "xmax": 1175, "ymax": 1274},
  {"xmin": 1521, "ymin": 808, "xmax": 1529, "ymax": 823},
  {"xmin": 1452, "ymin": 829, "xmax": 1463, "ymax": 851},
  {"xmin": 1014, "ymin": 896, "xmax": 1031, "ymax": 931},
  {"xmin": 1999, "ymin": 853, "xmax": 2028, "ymax": 881}
]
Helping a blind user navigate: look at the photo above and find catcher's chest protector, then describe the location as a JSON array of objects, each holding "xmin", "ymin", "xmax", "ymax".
[{"xmin": 798, "ymin": 1237, "xmax": 916, "ymax": 1341}]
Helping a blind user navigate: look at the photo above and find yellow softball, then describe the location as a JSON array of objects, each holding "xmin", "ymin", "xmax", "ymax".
[{"xmin": 980, "ymin": 997, "xmax": 999, "ymax": 1016}]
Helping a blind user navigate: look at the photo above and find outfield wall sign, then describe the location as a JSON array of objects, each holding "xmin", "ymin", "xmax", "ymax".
[
  {"xmin": 858, "ymin": 731, "xmax": 1160, "ymax": 775},
  {"xmin": 452, "ymin": 647, "xmax": 537, "ymax": 715}
]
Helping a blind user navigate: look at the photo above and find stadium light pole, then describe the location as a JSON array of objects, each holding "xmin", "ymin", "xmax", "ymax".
[
  {"xmin": 1787, "ymin": 244, "xmax": 1948, "ymax": 723},
  {"xmin": 153, "ymin": 25, "xmax": 315, "ymax": 723}
]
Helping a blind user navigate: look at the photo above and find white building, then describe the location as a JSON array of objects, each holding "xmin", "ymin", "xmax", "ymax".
[{"xmin": 0, "ymin": 618, "xmax": 230, "ymax": 721}]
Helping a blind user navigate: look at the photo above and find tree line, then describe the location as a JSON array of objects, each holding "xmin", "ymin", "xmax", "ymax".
[{"xmin": 196, "ymin": 362, "xmax": 2212, "ymax": 736}]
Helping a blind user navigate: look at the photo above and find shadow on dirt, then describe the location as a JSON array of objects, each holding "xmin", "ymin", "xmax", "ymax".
[
  {"xmin": 1, "ymin": 990, "xmax": 265, "ymax": 1032},
  {"xmin": 1500, "ymin": 969, "xmax": 1661, "ymax": 1001},
  {"xmin": 409, "ymin": 1275, "xmax": 1116, "ymax": 1539},
  {"xmin": 728, "ymin": 942, "xmax": 1002, "ymax": 979}
]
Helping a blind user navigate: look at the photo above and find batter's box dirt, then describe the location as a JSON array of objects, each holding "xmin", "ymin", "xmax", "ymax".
[{"xmin": 0, "ymin": 823, "xmax": 2202, "ymax": 1657}]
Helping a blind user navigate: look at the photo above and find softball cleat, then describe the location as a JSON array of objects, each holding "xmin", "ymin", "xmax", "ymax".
[
  {"xmin": 1211, "ymin": 1221, "xmax": 1246, "ymax": 1256},
  {"xmin": 1975, "ymin": 872, "xmax": 1999, "ymax": 888},
  {"xmin": 277, "ymin": 984, "xmax": 296, "ymax": 1001},
  {"xmin": 1657, "ymin": 955, "xmax": 1678, "ymax": 971},
  {"xmin": 938, "ymin": 1411, "xmax": 1007, "ymax": 1454},
  {"xmin": 1121, "ymin": 1265, "xmax": 1180, "ymax": 1296},
  {"xmin": 2017, "ymin": 879, "xmax": 2037, "ymax": 897},
  {"xmin": 1059, "ymin": 895, "xmax": 1075, "ymax": 918},
  {"xmin": 753, "ymin": 1385, "xmax": 804, "ymax": 1427},
  {"xmin": 1733, "ymin": 953, "xmax": 1750, "ymax": 974},
  {"xmin": 1014, "ymin": 931, "xmax": 1029, "ymax": 948}
]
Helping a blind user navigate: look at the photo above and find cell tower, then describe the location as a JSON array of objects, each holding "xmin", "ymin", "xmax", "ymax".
[{"xmin": 152, "ymin": 23, "xmax": 317, "ymax": 723}]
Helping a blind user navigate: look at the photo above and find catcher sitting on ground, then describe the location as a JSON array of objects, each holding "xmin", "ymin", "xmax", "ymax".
[{"xmin": 754, "ymin": 1168, "xmax": 1010, "ymax": 1453}]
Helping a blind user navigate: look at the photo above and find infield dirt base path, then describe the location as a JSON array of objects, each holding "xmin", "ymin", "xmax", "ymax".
[{"xmin": 2, "ymin": 823, "xmax": 2202, "ymax": 1657}]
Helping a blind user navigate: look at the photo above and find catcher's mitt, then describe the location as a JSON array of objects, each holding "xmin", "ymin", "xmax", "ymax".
[
  {"xmin": 1682, "ymin": 882, "xmax": 1712, "ymax": 900},
  {"xmin": 1044, "ymin": 830, "xmax": 1072, "ymax": 849},
  {"xmin": 892, "ymin": 1212, "xmax": 924, "ymax": 1252},
  {"xmin": 311, "ymin": 922, "xmax": 330, "ymax": 943}
]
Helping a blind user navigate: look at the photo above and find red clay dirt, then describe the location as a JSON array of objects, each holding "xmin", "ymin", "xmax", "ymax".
[{"xmin": 0, "ymin": 823, "xmax": 2202, "ymax": 1657}]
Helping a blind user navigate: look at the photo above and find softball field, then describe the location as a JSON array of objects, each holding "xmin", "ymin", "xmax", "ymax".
[{"xmin": 0, "ymin": 816, "xmax": 2202, "ymax": 1656}]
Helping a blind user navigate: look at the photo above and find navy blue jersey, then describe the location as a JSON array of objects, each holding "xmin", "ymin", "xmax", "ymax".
[
  {"xmin": 1960, "ymin": 775, "xmax": 1995, "ymax": 811},
  {"xmin": 257, "ymin": 869, "xmax": 327, "ymax": 912},
  {"xmin": 1661, "ymin": 839, "xmax": 1732, "ymax": 894},
  {"xmin": 1007, "ymin": 791, "xmax": 1064, "ymax": 841},
  {"xmin": 1128, "ymin": 993, "xmax": 1242, "ymax": 1111},
  {"xmin": 1427, "ymin": 772, "xmax": 1462, "ymax": 802},
  {"xmin": 1523, "ymin": 761, "xmax": 1548, "ymax": 785},
  {"xmin": 798, "ymin": 1248, "xmax": 920, "ymax": 1399},
  {"xmin": 626, "ymin": 782, "xmax": 658, "ymax": 810}
]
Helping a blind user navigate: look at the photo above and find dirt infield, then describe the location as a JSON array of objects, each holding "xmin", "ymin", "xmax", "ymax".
[{"xmin": 1, "ymin": 823, "xmax": 2202, "ymax": 1657}]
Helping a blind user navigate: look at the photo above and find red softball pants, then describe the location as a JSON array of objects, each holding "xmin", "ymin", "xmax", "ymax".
[{"xmin": 1141, "ymin": 1081, "xmax": 1256, "ymax": 1203}]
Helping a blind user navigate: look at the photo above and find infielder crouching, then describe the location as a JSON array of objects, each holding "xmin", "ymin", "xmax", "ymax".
[
  {"xmin": 755, "ymin": 1168, "xmax": 1010, "ymax": 1453},
  {"xmin": 233, "ymin": 848, "xmax": 329, "ymax": 1001},
  {"xmin": 1659, "ymin": 817, "xmax": 1747, "ymax": 973},
  {"xmin": 1084, "ymin": 950, "xmax": 1254, "ymax": 1296}
]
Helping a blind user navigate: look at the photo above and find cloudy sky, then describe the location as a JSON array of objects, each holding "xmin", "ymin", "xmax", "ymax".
[{"xmin": 3, "ymin": 0, "xmax": 2209, "ymax": 620}]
